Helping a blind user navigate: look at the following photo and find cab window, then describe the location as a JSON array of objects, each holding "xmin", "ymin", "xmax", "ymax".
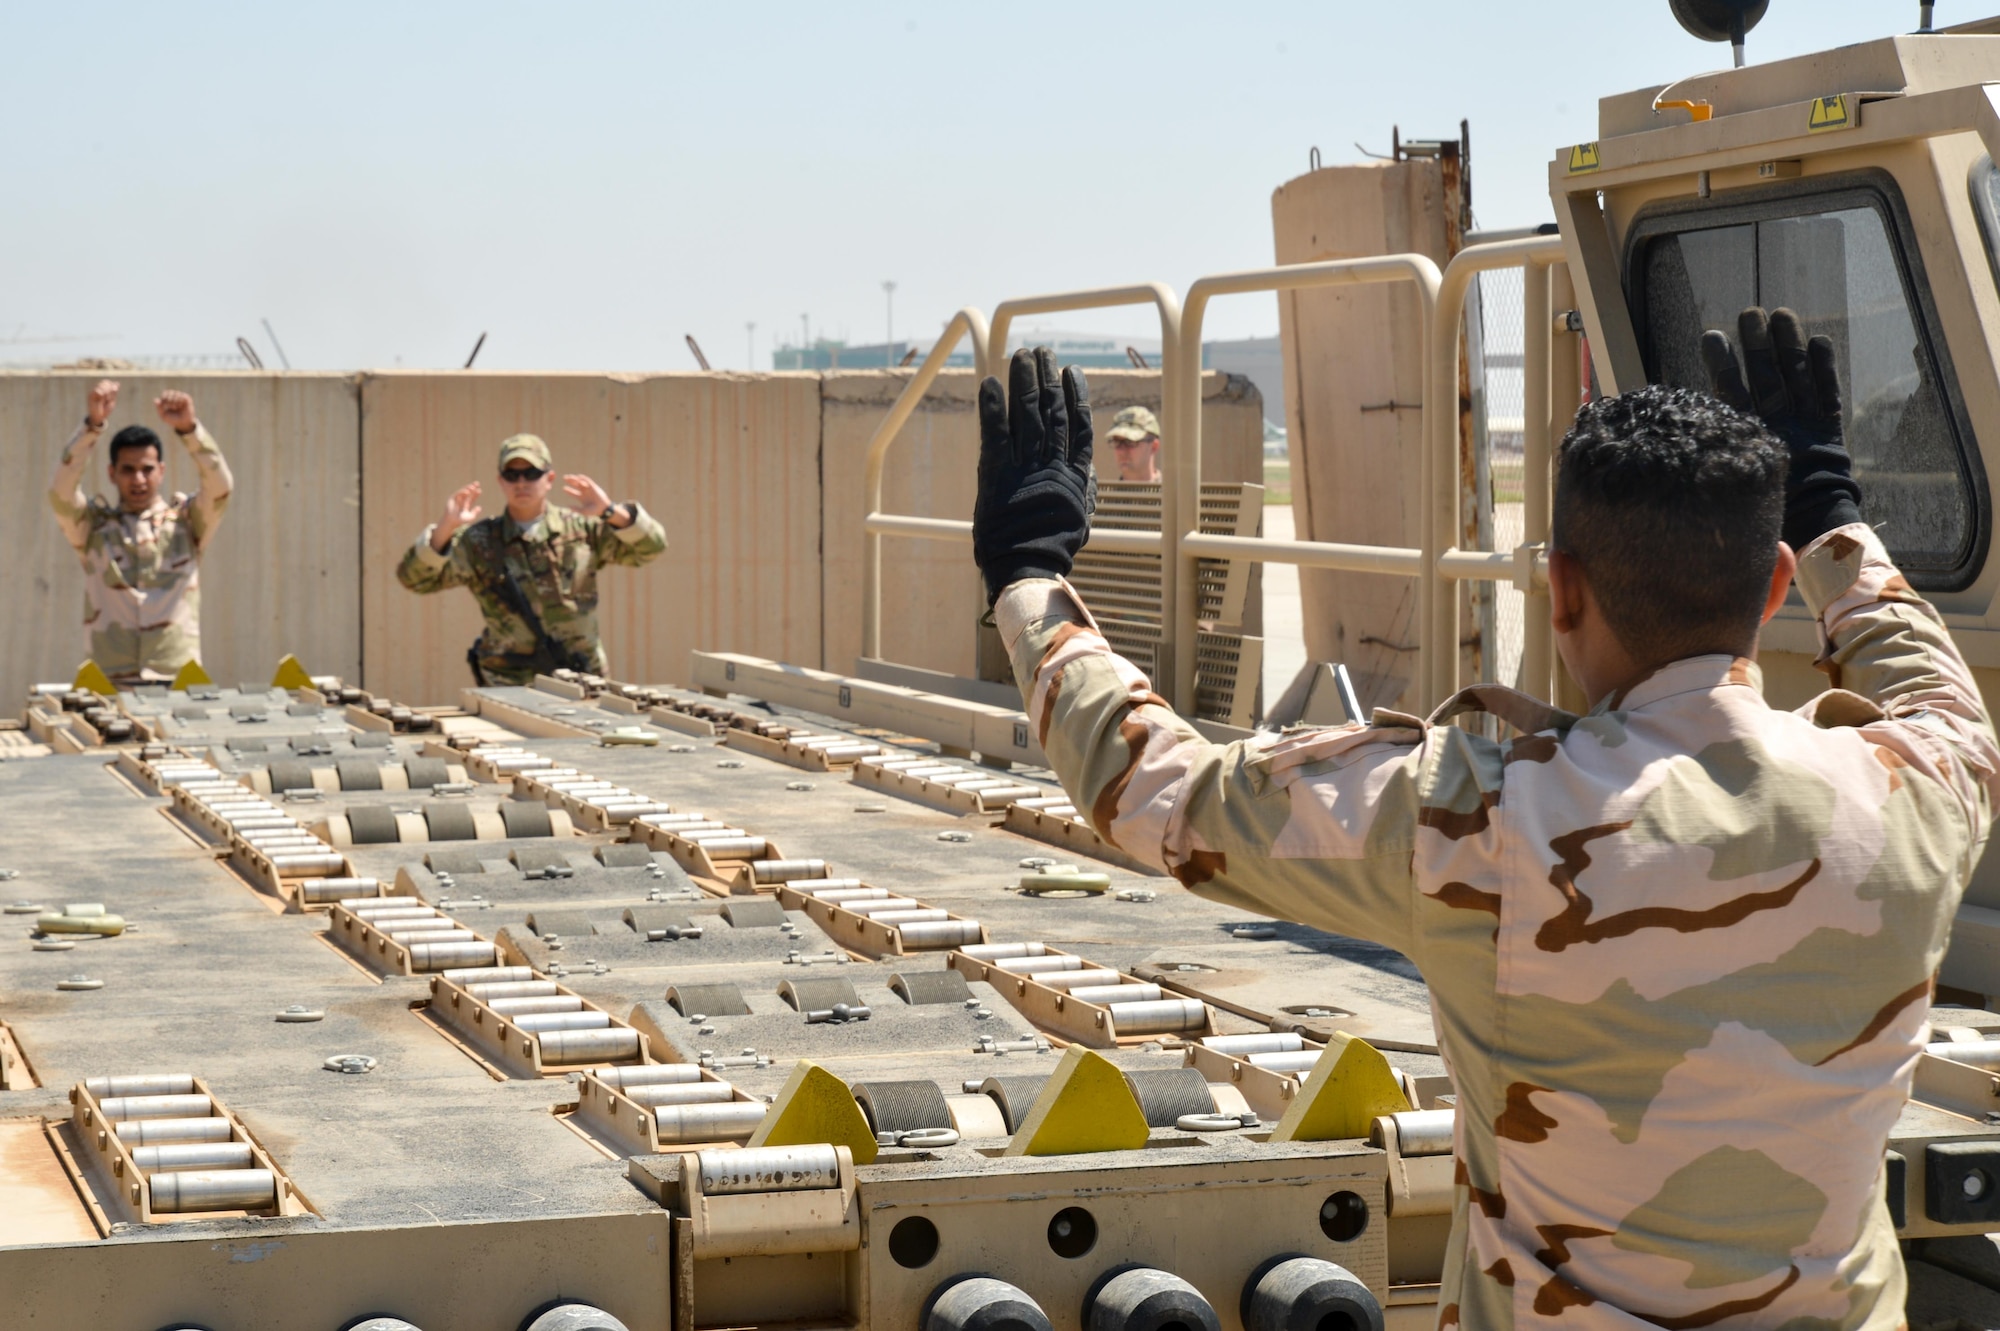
[{"xmin": 1629, "ymin": 174, "xmax": 1984, "ymax": 587}]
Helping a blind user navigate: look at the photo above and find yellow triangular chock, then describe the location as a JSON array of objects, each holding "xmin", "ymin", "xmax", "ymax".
[
  {"xmin": 271, "ymin": 653, "xmax": 314, "ymax": 691},
  {"xmin": 1269, "ymin": 1031, "xmax": 1412, "ymax": 1143},
  {"xmin": 746, "ymin": 1060, "xmax": 879, "ymax": 1165},
  {"xmin": 170, "ymin": 659, "xmax": 213, "ymax": 691},
  {"xmin": 1004, "ymin": 1045, "xmax": 1150, "ymax": 1157},
  {"xmin": 72, "ymin": 660, "xmax": 117, "ymax": 697}
]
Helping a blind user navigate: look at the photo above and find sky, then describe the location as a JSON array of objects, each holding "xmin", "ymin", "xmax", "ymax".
[{"xmin": 0, "ymin": 1, "xmax": 1947, "ymax": 371}]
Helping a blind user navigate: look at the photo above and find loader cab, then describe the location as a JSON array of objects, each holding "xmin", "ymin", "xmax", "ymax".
[{"xmin": 1547, "ymin": 19, "xmax": 2000, "ymax": 972}]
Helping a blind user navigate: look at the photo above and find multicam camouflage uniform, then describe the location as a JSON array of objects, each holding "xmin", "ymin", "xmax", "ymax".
[
  {"xmin": 45, "ymin": 420, "xmax": 233, "ymax": 682},
  {"xmin": 395, "ymin": 504, "xmax": 667, "ymax": 685},
  {"xmin": 998, "ymin": 522, "xmax": 1998, "ymax": 1330}
]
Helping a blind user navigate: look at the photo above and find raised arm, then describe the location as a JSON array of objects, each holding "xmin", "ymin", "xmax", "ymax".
[
  {"xmin": 1705, "ymin": 307, "xmax": 2000, "ymax": 828},
  {"xmin": 563, "ymin": 473, "xmax": 667, "ymax": 567},
  {"xmin": 397, "ymin": 483, "xmax": 482, "ymax": 594},
  {"xmin": 977, "ymin": 348, "xmax": 1427, "ymax": 953},
  {"xmin": 47, "ymin": 379, "xmax": 116, "ymax": 549},
  {"xmin": 155, "ymin": 391, "xmax": 232, "ymax": 547}
]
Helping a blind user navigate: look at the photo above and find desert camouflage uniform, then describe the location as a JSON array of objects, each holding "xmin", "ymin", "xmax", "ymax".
[
  {"xmin": 395, "ymin": 505, "xmax": 667, "ymax": 685},
  {"xmin": 997, "ymin": 521, "xmax": 1998, "ymax": 1331},
  {"xmin": 46, "ymin": 419, "xmax": 233, "ymax": 682}
]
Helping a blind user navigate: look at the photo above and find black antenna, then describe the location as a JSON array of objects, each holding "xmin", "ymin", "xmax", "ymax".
[
  {"xmin": 1125, "ymin": 346, "xmax": 1151, "ymax": 370},
  {"xmin": 463, "ymin": 332, "xmax": 487, "ymax": 369},
  {"xmin": 235, "ymin": 337, "xmax": 264, "ymax": 370},
  {"xmin": 1920, "ymin": 1, "xmax": 1935, "ymax": 31},
  {"xmin": 685, "ymin": 335, "xmax": 712, "ymax": 371},
  {"xmin": 260, "ymin": 318, "xmax": 292, "ymax": 370}
]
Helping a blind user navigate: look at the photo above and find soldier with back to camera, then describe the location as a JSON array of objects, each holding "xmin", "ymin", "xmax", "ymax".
[
  {"xmin": 973, "ymin": 313, "xmax": 1997, "ymax": 1328},
  {"xmin": 46, "ymin": 377, "xmax": 234, "ymax": 684},
  {"xmin": 397, "ymin": 433, "xmax": 667, "ymax": 684}
]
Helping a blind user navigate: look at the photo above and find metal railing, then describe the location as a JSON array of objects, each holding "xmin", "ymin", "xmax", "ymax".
[{"xmin": 858, "ymin": 236, "xmax": 1571, "ymax": 718}]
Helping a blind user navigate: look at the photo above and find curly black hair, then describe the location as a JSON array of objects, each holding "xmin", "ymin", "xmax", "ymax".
[{"xmin": 1552, "ymin": 385, "xmax": 1787, "ymax": 666}]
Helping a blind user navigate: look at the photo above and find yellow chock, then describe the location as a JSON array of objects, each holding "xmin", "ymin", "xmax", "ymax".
[
  {"xmin": 747, "ymin": 1060, "xmax": 879, "ymax": 1165},
  {"xmin": 1004, "ymin": 1045, "xmax": 1150, "ymax": 1157},
  {"xmin": 1269, "ymin": 1032, "xmax": 1412, "ymax": 1143},
  {"xmin": 271, "ymin": 653, "xmax": 314, "ymax": 691},
  {"xmin": 71, "ymin": 660, "xmax": 117, "ymax": 697},
  {"xmin": 170, "ymin": 659, "xmax": 213, "ymax": 691}
]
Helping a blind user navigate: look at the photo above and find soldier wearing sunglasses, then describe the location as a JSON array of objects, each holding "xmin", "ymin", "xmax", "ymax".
[{"xmin": 396, "ymin": 433, "xmax": 666, "ymax": 684}]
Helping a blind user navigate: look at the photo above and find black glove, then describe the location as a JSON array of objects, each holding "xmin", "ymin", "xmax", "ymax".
[
  {"xmin": 1700, "ymin": 305, "xmax": 1863, "ymax": 549},
  {"xmin": 973, "ymin": 346, "xmax": 1097, "ymax": 606}
]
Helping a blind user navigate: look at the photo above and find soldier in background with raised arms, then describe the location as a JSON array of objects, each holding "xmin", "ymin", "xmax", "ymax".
[
  {"xmin": 47, "ymin": 378, "xmax": 233, "ymax": 683},
  {"xmin": 397, "ymin": 433, "xmax": 666, "ymax": 684},
  {"xmin": 974, "ymin": 321, "xmax": 1996, "ymax": 1327}
]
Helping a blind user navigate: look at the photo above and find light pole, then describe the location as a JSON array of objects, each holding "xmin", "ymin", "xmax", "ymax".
[
  {"xmin": 746, "ymin": 321, "xmax": 757, "ymax": 371},
  {"xmin": 882, "ymin": 281, "xmax": 896, "ymax": 364}
]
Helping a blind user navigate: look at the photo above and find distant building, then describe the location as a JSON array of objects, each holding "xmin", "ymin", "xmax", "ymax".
[{"xmin": 774, "ymin": 327, "xmax": 1287, "ymax": 429}]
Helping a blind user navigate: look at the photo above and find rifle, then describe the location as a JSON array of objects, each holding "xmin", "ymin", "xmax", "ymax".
[{"xmin": 466, "ymin": 557, "xmax": 595, "ymax": 681}]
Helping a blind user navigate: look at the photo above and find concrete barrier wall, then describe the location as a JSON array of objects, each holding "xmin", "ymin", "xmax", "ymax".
[{"xmin": 0, "ymin": 368, "xmax": 1261, "ymax": 707}]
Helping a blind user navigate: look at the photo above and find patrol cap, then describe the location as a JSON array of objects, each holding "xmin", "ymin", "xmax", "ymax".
[
  {"xmin": 1106, "ymin": 406, "xmax": 1160, "ymax": 443},
  {"xmin": 497, "ymin": 434, "xmax": 553, "ymax": 471}
]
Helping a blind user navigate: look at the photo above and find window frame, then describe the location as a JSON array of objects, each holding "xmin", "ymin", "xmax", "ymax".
[{"xmin": 1623, "ymin": 168, "xmax": 1989, "ymax": 591}]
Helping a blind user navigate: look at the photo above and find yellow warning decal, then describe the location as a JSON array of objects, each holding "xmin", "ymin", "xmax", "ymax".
[
  {"xmin": 1567, "ymin": 142, "xmax": 1601, "ymax": 174},
  {"xmin": 1808, "ymin": 95, "xmax": 1851, "ymax": 133}
]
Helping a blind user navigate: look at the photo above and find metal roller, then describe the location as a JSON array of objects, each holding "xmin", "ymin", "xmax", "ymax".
[
  {"xmin": 623, "ymin": 1082, "xmax": 736, "ymax": 1107},
  {"xmin": 1928, "ymin": 1039, "xmax": 2000, "ymax": 1067},
  {"xmin": 1031, "ymin": 969, "xmax": 1124, "ymax": 991},
  {"xmin": 1202, "ymin": 1032, "xmax": 1304, "ymax": 1055},
  {"xmin": 85, "ymin": 1073, "xmax": 194, "ymax": 1098},
  {"xmin": 817, "ymin": 743, "xmax": 881, "ymax": 759},
  {"xmin": 522, "ymin": 1306, "xmax": 632, "ymax": 1331},
  {"xmin": 407, "ymin": 941, "xmax": 497, "ymax": 971},
  {"xmin": 978, "ymin": 1075, "xmax": 1051, "ymax": 1133},
  {"xmin": 115, "ymin": 1117, "xmax": 232, "ymax": 1145},
  {"xmin": 698, "ymin": 1143, "xmax": 839, "ymax": 1193},
  {"xmin": 596, "ymin": 1064, "xmax": 704, "ymax": 1089},
  {"xmin": 1390, "ymin": 1109, "xmax": 1455, "ymax": 1156},
  {"xmin": 271, "ymin": 852, "xmax": 346, "ymax": 877},
  {"xmin": 678, "ymin": 827, "xmax": 749, "ymax": 840},
  {"xmin": 345, "ymin": 1318, "xmax": 425, "ymax": 1331},
  {"xmin": 960, "ymin": 942, "xmax": 1047, "ymax": 961},
  {"xmin": 363, "ymin": 907, "xmax": 445, "ymax": 922},
  {"xmin": 751, "ymin": 859, "xmax": 830, "ymax": 884},
  {"xmin": 1123, "ymin": 1068, "xmax": 1219, "ymax": 1127},
  {"xmin": 1069, "ymin": 983, "xmax": 1163, "ymax": 1005},
  {"xmin": 443, "ymin": 964, "xmax": 532, "ymax": 984},
  {"xmin": 99, "ymin": 1094, "xmax": 212, "ymax": 1121},
  {"xmin": 389, "ymin": 929, "xmax": 476, "ymax": 946},
  {"xmin": 655, "ymin": 1101, "xmax": 767, "ymax": 1143},
  {"xmin": 538, "ymin": 1027, "xmax": 641, "ymax": 1064},
  {"xmin": 925, "ymin": 1276, "xmax": 1056, "ymax": 1331},
  {"xmin": 790, "ymin": 878, "xmax": 868, "ymax": 892},
  {"xmin": 645, "ymin": 812, "xmax": 713, "ymax": 825},
  {"xmin": 1242, "ymin": 1257, "xmax": 1383, "ymax": 1331},
  {"xmin": 488, "ymin": 995, "xmax": 585, "ymax": 1016},
  {"xmin": 994, "ymin": 955, "xmax": 1084, "ymax": 974},
  {"xmin": 804, "ymin": 887, "xmax": 887, "ymax": 902},
  {"xmin": 149, "ymin": 1167, "xmax": 277, "ymax": 1213},
  {"xmin": 132, "ymin": 1142, "xmax": 254, "ymax": 1172},
  {"xmin": 300, "ymin": 877, "xmax": 378, "ymax": 903},
  {"xmin": 466, "ymin": 980, "xmax": 560, "ymax": 1000},
  {"xmin": 1086, "ymin": 1267, "xmax": 1221, "ymax": 1331},
  {"xmin": 1247, "ymin": 1052, "xmax": 1323, "ymax": 1074},
  {"xmin": 690, "ymin": 837, "xmax": 767, "ymax": 859},
  {"xmin": 1106, "ymin": 999, "xmax": 1207, "ymax": 1035},
  {"xmin": 512, "ymin": 1010, "xmax": 610, "ymax": 1033},
  {"xmin": 897, "ymin": 920, "xmax": 983, "ymax": 948},
  {"xmin": 872, "ymin": 908, "xmax": 953, "ymax": 924},
  {"xmin": 839, "ymin": 898, "xmax": 926, "ymax": 916},
  {"xmin": 854, "ymin": 1080, "xmax": 953, "ymax": 1135}
]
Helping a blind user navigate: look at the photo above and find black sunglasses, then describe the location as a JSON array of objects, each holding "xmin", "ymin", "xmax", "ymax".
[{"xmin": 500, "ymin": 465, "xmax": 548, "ymax": 482}]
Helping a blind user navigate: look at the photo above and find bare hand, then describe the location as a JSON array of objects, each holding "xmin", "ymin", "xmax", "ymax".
[
  {"xmin": 154, "ymin": 390, "xmax": 198, "ymax": 435},
  {"xmin": 562, "ymin": 473, "xmax": 613, "ymax": 518},
  {"xmin": 433, "ymin": 481, "xmax": 483, "ymax": 550},
  {"xmin": 86, "ymin": 379, "xmax": 119, "ymax": 430}
]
